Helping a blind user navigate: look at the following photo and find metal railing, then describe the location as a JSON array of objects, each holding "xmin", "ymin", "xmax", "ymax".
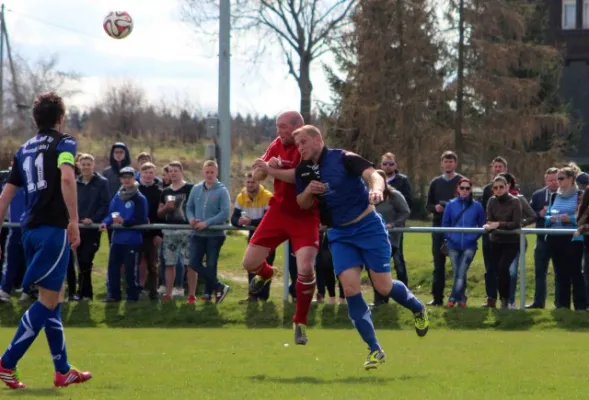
[{"xmin": 1, "ymin": 223, "xmax": 578, "ymax": 309}]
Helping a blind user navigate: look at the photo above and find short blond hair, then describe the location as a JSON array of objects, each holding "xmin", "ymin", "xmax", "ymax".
[
  {"xmin": 78, "ymin": 153, "xmax": 95, "ymax": 163},
  {"xmin": 141, "ymin": 162, "xmax": 156, "ymax": 171},
  {"xmin": 203, "ymin": 160, "xmax": 218, "ymax": 169},
  {"xmin": 293, "ymin": 125, "xmax": 322, "ymax": 138}
]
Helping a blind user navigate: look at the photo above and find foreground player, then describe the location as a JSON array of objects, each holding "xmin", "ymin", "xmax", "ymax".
[
  {"xmin": 293, "ymin": 125, "xmax": 429, "ymax": 369},
  {"xmin": 0, "ymin": 92, "xmax": 92, "ymax": 389},
  {"xmin": 243, "ymin": 111, "xmax": 320, "ymax": 345}
]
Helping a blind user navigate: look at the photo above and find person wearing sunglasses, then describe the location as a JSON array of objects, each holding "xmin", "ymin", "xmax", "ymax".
[
  {"xmin": 484, "ymin": 176, "xmax": 522, "ymax": 309},
  {"xmin": 441, "ymin": 178, "xmax": 485, "ymax": 307},
  {"xmin": 546, "ymin": 167, "xmax": 586, "ymax": 310},
  {"xmin": 380, "ymin": 153, "xmax": 412, "ymax": 291}
]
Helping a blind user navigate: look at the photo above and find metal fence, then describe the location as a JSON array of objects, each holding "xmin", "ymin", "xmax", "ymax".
[{"xmin": 1, "ymin": 223, "xmax": 579, "ymax": 309}]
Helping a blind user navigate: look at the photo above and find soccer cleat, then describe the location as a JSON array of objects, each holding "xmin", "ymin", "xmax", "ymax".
[
  {"xmin": 0, "ymin": 289, "xmax": 11, "ymax": 303},
  {"xmin": 414, "ymin": 307, "xmax": 430, "ymax": 337},
  {"xmin": 215, "ymin": 284, "xmax": 230, "ymax": 304},
  {"xmin": 0, "ymin": 358, "xmax": 26, "ymax": 389},
  {"xmin": 186, "ymin": 295, "xmax": 196, "ymax": 305},
  {"xmin": 364, "ymin": 349, "xmax": 386, "ymax": 370},
  {"xmin": 294, "ymin": 323, "xmax": 308, "ymax": 345},
  {"xmin": 54, "ymin": 366, "xmax": 92, "ymax": 388},
  {"xmin": 249, "ymin": 267, "xmax": 278, "ymax": 296},
  {"xmin": 446, "ymin": 301, "xmax": 455, "ymax": 308}
]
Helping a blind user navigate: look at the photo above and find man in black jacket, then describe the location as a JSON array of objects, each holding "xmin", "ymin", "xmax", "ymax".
[
  {"xmin": 138, "ymin": 162, "xmax": 163, "ymax": 300},
  {"xmin": 231, "ymin": 172, "xmax": 275, "ymax": 302},
  {"xmin": 526, "ymin": 167, "xmax": 559, "ymax": 309},
  {"xmin": 426, "ymin": 151, "xmax": 464, "ymax": 305},
  {"xmin": 479, "ymin": 156, "xmax": 508, "ymax": 308},
  {"xmin": 75, "ymin": 153, "xmax": 110, "ymax": 300}
]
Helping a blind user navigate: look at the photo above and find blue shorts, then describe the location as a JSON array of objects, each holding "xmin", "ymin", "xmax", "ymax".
[
  {"xmin": 22, "ymin": 226, "xmax": 70, "ymax": 292},
  {"xmin": 327, "ymin": 211, "xmax": 391, "ymax": 276}
]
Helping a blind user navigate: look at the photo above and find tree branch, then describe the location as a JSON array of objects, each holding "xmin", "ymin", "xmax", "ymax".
[{"xmin": 311, "ymin": 0, "xmax": 356, "ymax": 51}]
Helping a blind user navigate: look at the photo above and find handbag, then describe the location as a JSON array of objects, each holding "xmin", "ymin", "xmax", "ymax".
[{"xmin": 441, "ymin": 202, "xmax": 473, "ymax": 256}]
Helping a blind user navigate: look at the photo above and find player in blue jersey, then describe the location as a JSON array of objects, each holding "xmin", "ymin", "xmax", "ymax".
[
  {"xmin": 0, "ymin": 92, "xmax": 92, "ymax": 389},
  {"xmin": 293, "ymin": 125, "xmax": 429, "ymax": 370}
]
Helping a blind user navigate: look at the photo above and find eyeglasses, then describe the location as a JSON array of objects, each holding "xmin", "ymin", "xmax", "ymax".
[
  {"xmin": 458, "ymin": 186, "xmax": 471, "ymax": 191},
  {"xmin": 381, "ymin": 161, "xmax": 395, "ymax": 166},
  {"xmin": 492, "ymin": 185, "xmax": 505, "ymax": 190}
]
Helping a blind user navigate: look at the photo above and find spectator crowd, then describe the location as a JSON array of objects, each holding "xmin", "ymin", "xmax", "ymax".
[{"xmin": 1, "ymin": 143, "xmax": 589, "ymax": 312}]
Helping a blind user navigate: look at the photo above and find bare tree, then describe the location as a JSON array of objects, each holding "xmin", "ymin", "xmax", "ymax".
[
  {"xmin": 100, "ymin": 80, "xmax": 146, "ymax": 138},
  {"xmin": 181, "ymin": 0, "xmax": 357, "ymax": 123},
  {"xmin": 2, "ymin": 54, "xmax": 81, "ymax": 138}
]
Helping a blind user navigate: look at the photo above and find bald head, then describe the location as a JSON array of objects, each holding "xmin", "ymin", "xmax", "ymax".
[{"xmin": 276, "ymin": 111, "xmax": 304, "ymax": 146}]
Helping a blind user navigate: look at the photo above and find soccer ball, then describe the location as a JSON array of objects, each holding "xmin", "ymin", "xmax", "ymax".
[{"xmin": 103, "ymin": 11, "xmax": 133, "ymax": 39}]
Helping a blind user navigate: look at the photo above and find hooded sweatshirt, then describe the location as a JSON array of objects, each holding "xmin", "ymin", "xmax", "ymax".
[
  {"xmin": 186, "ymin": 180, "xmax": 230, "ymax": 237},
  {"xmin": 102, "ymin": 143, "xmax": 131, "ymax": 199},
  {"xmin": 102, "ymin": 182, "xmax": 148, "ymax": 245}
]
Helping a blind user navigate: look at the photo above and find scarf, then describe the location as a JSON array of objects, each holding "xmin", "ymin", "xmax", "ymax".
[
  {"xmin": 557, "ymin": 185, "xmax": 578, "ymax": 199},
  {"xmin": 119, "ymin": 181, "xmax": 139, "ymax": 201}
]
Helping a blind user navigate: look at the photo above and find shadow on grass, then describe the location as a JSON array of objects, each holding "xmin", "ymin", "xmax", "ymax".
[
  {"xmin": 5, "ymin": 388, "xmax": 61, "ymax": 396},
  {"xmin": 2, "ymin": 298, "xmax": 589, "ymax": 331},
  {"xmin": 249, "ymin": 374, "xmax": 420, "ymax": 385}
]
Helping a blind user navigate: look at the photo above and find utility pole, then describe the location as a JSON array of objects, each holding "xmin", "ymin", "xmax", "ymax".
[{"xmin": 218, "ymin": 0, "xmax": 231, "ymax": 193}]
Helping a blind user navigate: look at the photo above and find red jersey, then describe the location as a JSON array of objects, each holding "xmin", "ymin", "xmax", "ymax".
[{"xmin": 262, "ymin": 138, "xmax": 314, "ymax": 216}]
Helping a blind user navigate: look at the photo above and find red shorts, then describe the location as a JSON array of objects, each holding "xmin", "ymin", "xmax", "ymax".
[{"xmin": 249, "ymin": 206, "xmax": 320, "ymax": 253}]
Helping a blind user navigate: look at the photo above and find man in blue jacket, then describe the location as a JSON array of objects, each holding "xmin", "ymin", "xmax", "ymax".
[
  {"xmin": 74, "ymin": 153, "xmax": 110, "ymax": 300},
  {"xmin": 186, "ymin": 160, "xmax": 231, "ymax": 304},
  {"xmin": 526, "ymin": 167, "xmax": 559, "ymax": 309},
  {"xmin": 100, "ymin": 167, "xmax": 148, "ymax": 302}
]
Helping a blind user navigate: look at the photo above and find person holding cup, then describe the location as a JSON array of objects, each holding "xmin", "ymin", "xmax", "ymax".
[
  {"xmin": 545, "ymin": 167, "xmax": 586, "ymax": 310},
  {"xmin": 157, "ymin": 161, "xmax": 193, "ymax": 302},
  {"xmin": 100, "ymin": 167, "xmax": 148, "ymax": 302}
]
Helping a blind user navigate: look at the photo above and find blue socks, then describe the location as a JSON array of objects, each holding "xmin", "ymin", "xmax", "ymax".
[
  {"xmin": 389, "ymin": 279, "xmax": 424, "ymax": 313},
  {"xmin": 346, "ymin": 293, "xmax": 381, "ymax": 352},
  {"xmin": 2, "ymin": 301, "xmax": 51, "ymax": 369},
  {"xmin": 44, "ymin": 304, "xmax": 70, "ymax": 374},
  {"xmin": 1, "ymin": 302, "xmax": 71, "ymax": 373}
]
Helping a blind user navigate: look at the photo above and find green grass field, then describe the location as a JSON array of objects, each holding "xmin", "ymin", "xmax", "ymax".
[{"xmin": 1, "ymin": 222, "xmax": 589, "ymax": 398}]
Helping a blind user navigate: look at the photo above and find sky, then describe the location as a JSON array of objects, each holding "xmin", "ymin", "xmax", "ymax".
[{"xmin": 6, "ymin": 0, "xmax": 335, "ymax": 116}]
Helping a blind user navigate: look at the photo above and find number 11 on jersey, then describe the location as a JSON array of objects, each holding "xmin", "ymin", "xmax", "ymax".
[{"xmin": 23, "ymin": 153, "xmax": 47, "ymax": 193}]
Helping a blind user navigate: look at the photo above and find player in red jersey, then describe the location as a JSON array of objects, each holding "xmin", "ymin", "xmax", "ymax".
[{"xmin": 243, "ymin": 111, "xmax": 320, "ymax": 345}]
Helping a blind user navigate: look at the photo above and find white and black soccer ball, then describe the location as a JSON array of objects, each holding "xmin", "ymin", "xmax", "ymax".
[{"xmin": 103, "ymin": 11, "xmax": 133, "ymax": 39}]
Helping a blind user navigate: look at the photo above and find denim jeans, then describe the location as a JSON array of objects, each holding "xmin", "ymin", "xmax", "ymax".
[
  {"xmin": 189, "ymin": 235, "xmax": 226, "ymax": 296},
  {"xmin": 533, "ymin": 236, "xmax": 563, "ymax": 307},
  {"xmin": 448, "ymin": 248, "xmax": 476, "ymax": 303},
  {"xmin": 508, "ymin": 239, "xmax": 527, "ymax": 305}
]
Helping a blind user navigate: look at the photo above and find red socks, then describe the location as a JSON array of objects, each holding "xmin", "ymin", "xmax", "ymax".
[
  {"xmin": 256, "ymin": 261, "xmax": 274, "ymax": 281},
  {"xmin": 293, "ymin": 274, "xmax": 316, "ymax": 325}
]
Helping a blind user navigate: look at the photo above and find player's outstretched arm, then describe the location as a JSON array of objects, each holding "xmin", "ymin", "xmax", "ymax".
[{"xmin": 362, "ymin": 167, "xmax": 385, "ymax": 193}]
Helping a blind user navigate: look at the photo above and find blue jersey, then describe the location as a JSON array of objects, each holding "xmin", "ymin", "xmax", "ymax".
[
  {"xmin": 295, "ymin": 147, "xmax": 373, "ymax": 226},
  {"xmin": 7, "ymin": 129, "xmax": 77, "ymax": 230}
]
